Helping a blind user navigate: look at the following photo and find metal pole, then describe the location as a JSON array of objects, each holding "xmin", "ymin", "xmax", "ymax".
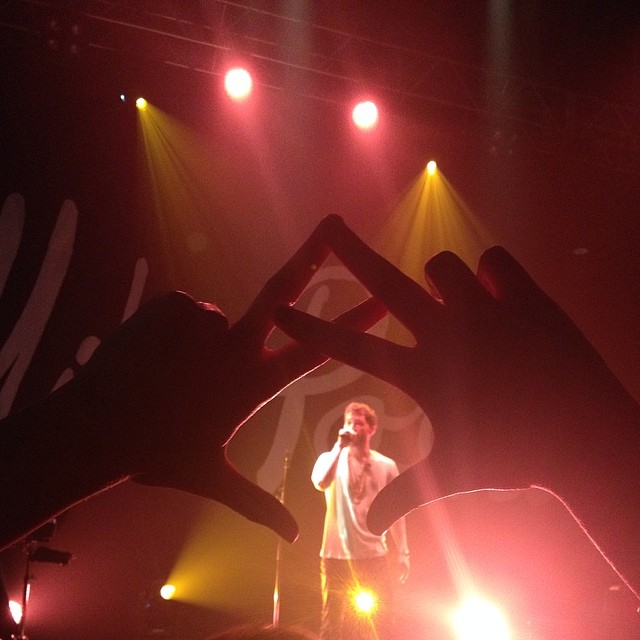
[{"xmin": 272, "ymin": 451, "xmax": 290, "ymax": 627}]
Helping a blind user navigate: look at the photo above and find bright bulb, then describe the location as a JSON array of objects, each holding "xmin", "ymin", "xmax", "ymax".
[
  {"xmin": 8, "ymin": 601, "xmax": 22, "ymax": 625},
  {"xmin": 353, "ymin": 589, "xmax": 376, "ymax": 614},
  {"xmin": 426, "ymin": 160, "xmax": 437, "ymax": 175},
  {"xmin": 452, "ymin": 596, "xmax": 510, "ymax": 640},
  {"xmin": 160, "ymin": 584, "xmax": 176, "ymax": 600},
  {"xmin": 224, "ymin": 68, "xmax": 253, "ymax": 101},
  {"xmin": 352, "ymin": 101, "xmax": 379, "ymax": 129},
  {"xmin": 135, "ymin": 97, "xmax": 147, "ymax": 110}
]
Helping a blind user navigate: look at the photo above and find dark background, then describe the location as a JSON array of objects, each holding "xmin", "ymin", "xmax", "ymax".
[{"xmin": 1, "ymin": 2, "xmax": 640, "ymax": 638}]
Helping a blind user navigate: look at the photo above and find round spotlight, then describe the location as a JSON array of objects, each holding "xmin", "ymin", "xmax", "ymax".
[
  {"xmin": 426, "ymin": 160, "xmax": 437, "ymax": 175},
  {"xmin": 135, "ymin": 97, "xmax": 148, "ymax": 110},
  {"xmin": 159, "ymin": 584, "xmax": 176, "ymax": 600},
  {"xmin": 352, "ymin": 101, "xmax": 379, "ymax": 130},
  {"xmin": 224, "ymin": 67, "xmax": 253, "ymax": 101}
]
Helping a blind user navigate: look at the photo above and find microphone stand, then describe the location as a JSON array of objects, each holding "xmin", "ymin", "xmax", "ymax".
[
  {"xmin": 18, "ymin": 548, "xmax": 32, "ymax": 640},
  {"xmin": 272, "ymin": 451, "xmax": 290, "ymax": 627}
]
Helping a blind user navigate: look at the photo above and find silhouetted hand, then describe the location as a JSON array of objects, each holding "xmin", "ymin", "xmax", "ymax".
[
  {"xmin": 276, "ymin": 215, "xmax": 640, "ymax": 595},
  {"xmin": 0, "ymin": 217, "xmax": 385, "ymax": 549},
  {"xmin": 76, "ymin": 219, "xmax": 385, "ymax": 541}
]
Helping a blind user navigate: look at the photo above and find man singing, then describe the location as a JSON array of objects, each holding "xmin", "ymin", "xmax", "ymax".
[{"xmin": 311, "ymin": 402, "xmax": 410, "ymax": 640}]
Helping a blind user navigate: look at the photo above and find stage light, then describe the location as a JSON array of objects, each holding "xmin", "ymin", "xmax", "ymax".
[
  {"xmin": 426, "ymin": 160, "xmax": 437, "ymax": 175},
  {"xmin": 136, "ymin": 97, "xmax": 148, "ymax": 110},
  {"xmin": 352, "ymin": 101, "xmax": 379, "ymax": 130},
  {"xmin": 160, "ymin": 584, "xmax": 176, "ymax": 600},
  {"xmin": 224, "ymin": 67, "xmax": 253, "ymax": 101},
  {"xmin": 8, "ymin": 601, "xmax": 22, "ymax": 625},
  {"xmin": 352, "ymin": 589, "xmax": 376, "ymax": 615},
  {"xmin": 452, "ymin": 596, "xmax": 510, "ymax": 640}
]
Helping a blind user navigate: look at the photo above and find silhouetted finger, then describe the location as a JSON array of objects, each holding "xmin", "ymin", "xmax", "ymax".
[
  {"xmin": 238, "ymin": 221, "xmax": 333, "ymax": 345},
  {"xmin": 321, "ymin": 215, "xmax": 439, "ymax": 336},
  {"xmin": 367, "ymin": 460, "xmax": 441, "ymax": 535},
  {"xmin": 477, "ymin": 247, "xmax": 547, "ymax": 304},
  {"xmin": 135, "ymin": 448, "xmax": 298, "ymax": 541},
  {"xmin": 268, "ymin": 297, "xmax": 388, "ymax": 389},
  {"xmin": 209, "ymin": 460, "xmax": 299, "ymax": 542},
  {"xmin": 477, "ymin": 246, "xmax": 570, "ymax": 327},
  {"xmin": 425, "ymin": 251, "xmax": 495, "ymax": 315},
  {"xmin": 276, "ymin": 305, "xmax": 410, "ymax": 389}
]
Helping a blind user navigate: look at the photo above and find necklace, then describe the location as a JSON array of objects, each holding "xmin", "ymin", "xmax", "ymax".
[{"xmin": 348, "ymin": 453, "xmax": 371, "ymax": 504}]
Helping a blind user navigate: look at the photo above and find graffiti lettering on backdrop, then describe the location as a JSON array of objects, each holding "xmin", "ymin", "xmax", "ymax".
[{"xmin": 0, "ymin": 193, "xmax": 149, "ymax": 419}]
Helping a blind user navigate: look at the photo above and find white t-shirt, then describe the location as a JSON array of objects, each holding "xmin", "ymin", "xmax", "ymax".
[{"xmin": 314, "ymin": 448, "xmax": 399, "ymax": 559}]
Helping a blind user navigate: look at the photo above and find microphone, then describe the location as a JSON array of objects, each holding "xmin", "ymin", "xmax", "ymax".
[{"xmin": 338, "ymin": 428, "xmax": 357, "ymax": 445}]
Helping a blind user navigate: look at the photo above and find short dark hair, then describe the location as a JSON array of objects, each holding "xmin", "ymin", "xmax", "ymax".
[{"xmin": 344, "ymin": 401, "xmax": 377, "ymax": 428}]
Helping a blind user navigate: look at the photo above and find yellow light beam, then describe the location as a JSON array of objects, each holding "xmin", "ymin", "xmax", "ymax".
[
  {"xmin": 373, "ymin": 165, "xmax": 494, "ymax": 287},
  {"xmin": 136, "ymin": 102, "xmax": 228, "ymax": 286}
]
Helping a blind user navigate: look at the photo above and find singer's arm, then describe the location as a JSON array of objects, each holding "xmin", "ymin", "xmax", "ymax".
[{"xmin": 312, "ymin": 445, "xmax": 344, "ymax": 491}]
